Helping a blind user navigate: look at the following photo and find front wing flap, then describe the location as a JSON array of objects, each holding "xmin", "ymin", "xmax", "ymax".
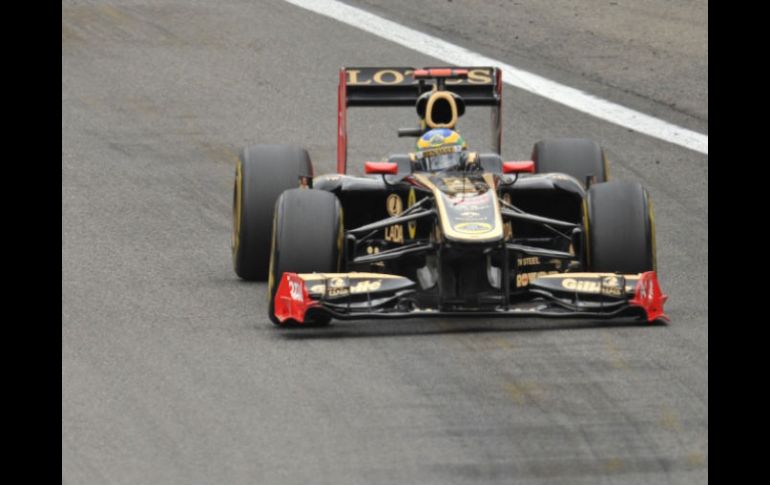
[{"xmin": 273, "ymin": 271, "xmax": 668, "ymax": 324}]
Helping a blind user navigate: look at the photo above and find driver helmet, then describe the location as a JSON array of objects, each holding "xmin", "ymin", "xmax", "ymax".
[{"xmin": 414, "ymin": 128, "xmax": 467, "ymax": 171}]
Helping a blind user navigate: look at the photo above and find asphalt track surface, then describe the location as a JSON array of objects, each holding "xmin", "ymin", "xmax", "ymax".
[{"xmin": 62, "ymin": 1, "xmax": 708, "ymax": 484}]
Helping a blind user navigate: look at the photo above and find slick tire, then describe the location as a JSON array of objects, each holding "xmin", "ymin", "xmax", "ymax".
[
  {"xmin": 585, "ymin": 180, "xmax": 656, "ymax": 274},
  {"xmin": 532, "ymin": 138, "xmax": 608, "ymax": 188},
  {"xmin": 232, "ymin": 145, "xmax": 313, "ymax": 281},
  {"xmin": 268, "ymin": 188, "xmax": 343, "ymax": 325}
]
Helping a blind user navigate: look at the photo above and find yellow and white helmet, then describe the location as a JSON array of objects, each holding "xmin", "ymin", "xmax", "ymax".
[{"xmin": 414, "ymin": 128, "xmax": 467, "ymax": 171}]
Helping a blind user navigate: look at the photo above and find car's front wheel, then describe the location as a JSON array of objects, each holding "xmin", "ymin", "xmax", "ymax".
[
  {"xmin": 268, "ymin": 188, "xmax": 343, "ymax": 325},
  {"xmin": 584, "ymin": 180, "xmax": 656, "ymax": 274}
]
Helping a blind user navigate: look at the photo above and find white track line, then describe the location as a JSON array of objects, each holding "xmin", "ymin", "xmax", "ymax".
[{"xmin": 284, "ymin": 0, "xmax": 708, "ymax": 155}]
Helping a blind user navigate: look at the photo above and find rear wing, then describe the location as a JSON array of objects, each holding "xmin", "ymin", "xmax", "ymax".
[{"xmin": 337, "ymin": 67, "xmax": 503, "ymax": 173}]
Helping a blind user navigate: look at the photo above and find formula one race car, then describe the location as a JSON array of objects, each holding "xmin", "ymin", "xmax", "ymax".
[{"xmin": 232, "ymin": 67, "xmax": 667, "ymax": 325}]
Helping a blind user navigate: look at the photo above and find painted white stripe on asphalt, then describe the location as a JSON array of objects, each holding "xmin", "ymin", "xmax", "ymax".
[{"xmin": 283, "ymin": 0, "xmax": 708, "ymax": 155}]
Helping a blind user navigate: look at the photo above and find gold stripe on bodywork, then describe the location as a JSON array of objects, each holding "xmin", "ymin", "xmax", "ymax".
[
  {"xmin": 297, "ymin": 272, "xmax": 407, "ymax": 281},
  {"xmin": 481, "ymin": 173, "xmax": 498, "ymax": 192},
  {"xmin": 413, "ymin": 173, "xmax": 503, "ymax": 242},
  {"xmin": 536, "ymin": 272, "xmax": 641, "ymax": 280}
]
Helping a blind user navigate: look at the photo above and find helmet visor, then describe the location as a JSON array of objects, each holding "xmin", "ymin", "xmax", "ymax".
[{"xmin": 416, "ymin": 145, "xmax": 465, "ymax": 171}]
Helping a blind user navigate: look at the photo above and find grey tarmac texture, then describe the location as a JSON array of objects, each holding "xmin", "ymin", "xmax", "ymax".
[
  {"xmin": 347, "ymin": 0, "xmax": 708, "ymax": 130},
  {"xmin": 62, "ymin": 1, "xmax": 707, "ymax": 484}
]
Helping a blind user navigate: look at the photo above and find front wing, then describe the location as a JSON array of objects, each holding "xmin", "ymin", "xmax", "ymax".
[{"xmin": 273, "ymin": 271, "xmax": 668, "ymax": 324}]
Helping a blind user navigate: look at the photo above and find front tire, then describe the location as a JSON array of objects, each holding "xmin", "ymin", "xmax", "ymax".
[
  {"xmin": 232, "ymin": 145, "xmax": 313, "ymax": 281},
  {"xmin": 268, "ymin": 188, "xmax": 343, "ymax": 325},
  {"xmin": 585, "ymin": 180, "xmax": 656, "ymax": 274}
]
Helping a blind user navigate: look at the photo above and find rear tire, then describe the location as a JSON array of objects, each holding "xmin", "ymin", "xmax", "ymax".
[
  {"xmin": 532, "ymin": 138, "xmax": 608, "ymax": 187},
  {"xmin": 268, "ymin": 189, "xmax": 343, "ymax": 325},
  {"xmin": 585, "ymin": 180, "xmax": 656, "ymax": 274},
  {"xmin": 232, "ymin": 145, "xmax": 313, "ymax": 281}
]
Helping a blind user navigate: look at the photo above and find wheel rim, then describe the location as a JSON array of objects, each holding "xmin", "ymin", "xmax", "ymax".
[
  {"xmin": 648, "ymin": 195, "xmax": 657, "ymax": 271},
  {"xmin": 232, "ymin": 161, "xmax": 243, "ymax": 263}
]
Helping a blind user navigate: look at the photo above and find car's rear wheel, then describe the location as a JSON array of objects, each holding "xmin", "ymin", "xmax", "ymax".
[
  {"xmin": 532, "ymin": 138, "xmax": 608, "ymax": 187},
  {"xmin": 268, "ymin": 188, "xmax": 343, "ymax": 325},
  {"xmin": 232, "ymin": 145, "xmax": 313, "ymax": 281},
  {"xmin": 584, "ymin": 180, "xmax": 656, "ymax": 274}
]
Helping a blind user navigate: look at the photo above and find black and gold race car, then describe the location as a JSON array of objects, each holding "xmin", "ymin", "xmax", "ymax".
[{"xmin": 232, "ymin": 67, "xmax": 667, "ymax": 325}]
